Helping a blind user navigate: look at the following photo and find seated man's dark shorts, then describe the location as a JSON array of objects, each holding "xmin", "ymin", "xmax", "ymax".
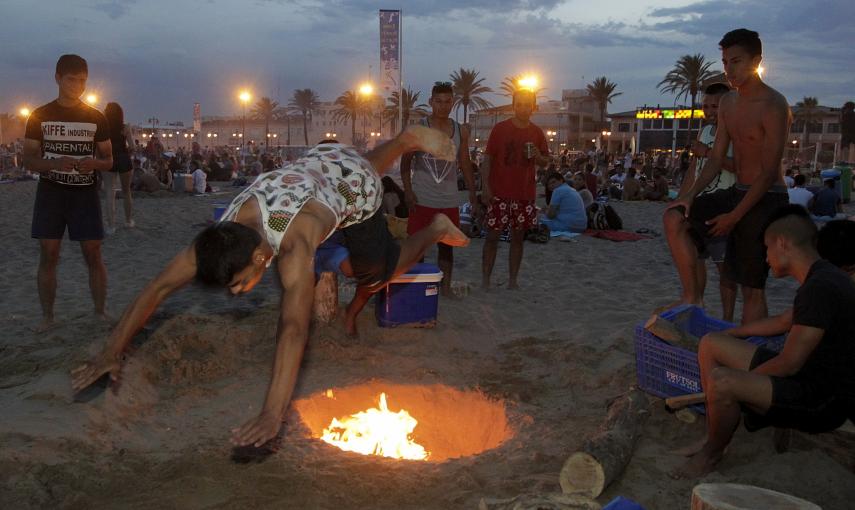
[
  {"xmin": 742, "ymin": 347, "xmax": 849, "ymax": 433},
  {"xmin": 341, "ymin": 209, "xmax": 401, "ymax": 289},
  {"xmin": 688, "ymin": 184, "xmax": 789, "ymax": 289},
  {"xmin": 31, "ymin": 180, "xmax": 104, "ymax": 241}
]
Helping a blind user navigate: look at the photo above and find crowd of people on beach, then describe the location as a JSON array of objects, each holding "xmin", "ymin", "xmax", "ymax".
[{"xmin": 18, "ymin": 26, "xmax": 855, "ymax": 482}]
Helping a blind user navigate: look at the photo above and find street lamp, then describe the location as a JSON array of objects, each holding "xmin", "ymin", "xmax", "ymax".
[
  {"xmin": 85, "ymin": 94, "xmax": 98, "ymax": 106},
  {"xmin": 518, "ymin": 75, "xmax": 539, "ymax": 91},
  {"xmin": 601, "ymin": 130, "xmax": 612, "ymax": 153},
  {"xmin": 358, "ymin": 83, "xmax": 375, "ymax": 139},
  {"xmin": 19, "ymin": 107, "xmax": 30, "ymax": 117},
  {"xmin": 546, "ymin": 130, "xmax": 557, "ymax": 153},
  {"xmin": 238, "ymin": 90, "xmax": 252, "ymax": 157}
]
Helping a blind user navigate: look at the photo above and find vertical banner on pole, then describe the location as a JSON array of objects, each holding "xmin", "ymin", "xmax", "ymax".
[
  {"xmin": 379, "ymin": 9, "xmax": 401, "ymax": 100},
  {"xmin": 193, "ymin": 102, "xmax": 201, "ymax": 133}
]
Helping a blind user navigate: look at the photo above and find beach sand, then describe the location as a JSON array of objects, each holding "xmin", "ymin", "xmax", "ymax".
[{"xmin": 1, "ymin": 180, "xmax": 853, "ymax": 509}]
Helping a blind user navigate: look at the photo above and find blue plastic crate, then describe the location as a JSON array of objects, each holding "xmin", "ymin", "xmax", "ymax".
[
  {"xmin": 375, "ymin": 263, "xmax": 443, "ymax": 328},
  {"xmin": 635, "ymin": 305, "xmax": 785, "ymax": 408}
]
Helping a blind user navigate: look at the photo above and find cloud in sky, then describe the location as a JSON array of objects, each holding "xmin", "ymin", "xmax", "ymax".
[{"xmin": 1, "ymin": 0, "xmax": 851, "ymax": 124}]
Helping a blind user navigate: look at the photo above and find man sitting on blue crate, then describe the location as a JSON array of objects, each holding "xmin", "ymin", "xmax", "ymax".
[
  {"xmin": 674, "ymin": 206, "xmax": 855, "ymax": 478},
  {"xmin": 70, "ymin": 126, "xmax": 470, "ymax": 450}
]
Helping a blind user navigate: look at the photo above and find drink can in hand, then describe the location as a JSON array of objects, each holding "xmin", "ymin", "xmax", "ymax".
[{"xmin": 524, "ymin": 142, "xmax": 535, "ymax": 160}]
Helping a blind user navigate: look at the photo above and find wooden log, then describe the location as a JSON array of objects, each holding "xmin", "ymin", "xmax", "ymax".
[
  {"xmin": 644, "ymin": 314, "xmax": 699, "ymax": 351},
  {"xmin": 665, "ymin": 392, "xmax": 706, "ymax": 411},
  {"xmin": 789, "ymin": 421, "xmax": 855, "ymax": 472},
  {"xmin": 312, "ymin": 272, "xmax": 338, "ymax": 324},
  {"xmin": 691, "ymin": 483, "xmax": 820, "ymax": 510},
  {"xmin": 559, "ymin": 388, "xmax": 649, "ymax": 499}
]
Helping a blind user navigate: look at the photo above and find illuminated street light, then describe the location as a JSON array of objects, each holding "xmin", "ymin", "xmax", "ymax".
[
  {"xmin": 238, "ymin": 89, "xmax": 252, "ymax": 154},
  {"xmin": 19, "ymin": 107, "xmax": 30, "ymax": 117},
  {"xmin": 358, "ymin": 83, "xmax": 374, "ymax": 96},
  {"xmin": 518, "ymin": 75, "xmax": 539, "ymax": 91},
  {"xmin": 85, "ymin": 94, "xmax": 98, "ymax": 105}
]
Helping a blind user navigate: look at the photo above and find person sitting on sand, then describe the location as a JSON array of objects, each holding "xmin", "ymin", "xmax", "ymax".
[
  {"xmin": 540, "ymin": 172, "xmax": 587, "ymax": 234},
  {"xmin": 621, "ymin": 169, "xmax": 643, "ymax": 201},
  {"xmin": 644, "ymin": 169, "xmax": 670, "ymax": 201},
  {"xmin": 674, "ymin": 206, "xmax": 855, "ymax": 478},
  {"xmin": 810, "ymin": 178, "xmax": 844, "ymax": 220},
  {"xmin": 571, "ymin": 172, "xmax": 594, "ymax": 208},
  {"xmin": 71, "ymin": 126, "xmax": 469, "ymax": 449}
]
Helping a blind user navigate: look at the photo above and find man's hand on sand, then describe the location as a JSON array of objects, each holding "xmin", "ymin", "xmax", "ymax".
[
  {"xmin": 71, "ymin": 351, "xmax": 120, "ymax": 393},
  {"xmin": 707, "ymin": 211, "xmax": 738, "ymax": 237},
  {"xmin": 403, "ymin": 125, "xmax": 457, "ymax": 161},
  {"xmin": 231, "ymin": 410, "xmax": 282, "ymax": 448},
  {"xmin": 665, "ymin": 197, "xmax": 693, "ymax": 218}
]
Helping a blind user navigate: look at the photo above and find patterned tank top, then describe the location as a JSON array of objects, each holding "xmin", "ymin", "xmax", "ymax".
[{"xmin": 220, "ymin": 144, "xmax": 381, "ymax": 255}]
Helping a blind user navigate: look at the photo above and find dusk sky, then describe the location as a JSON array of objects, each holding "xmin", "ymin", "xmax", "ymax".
[{"xmin": 2, "ymin": 0, "xmax": 852, "ymax": 124}]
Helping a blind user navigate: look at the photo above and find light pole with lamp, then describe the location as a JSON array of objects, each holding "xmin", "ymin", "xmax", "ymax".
[
  {"xmin": 601, "ymin": 130, "xmax": 611, "ymax": 156},
  {"xmin": 358, "ymin": 83, "xmax": 373, "ymax": 142},
  {"xmin": 238, "ymin": 90, "xmax": 251, "ymax": 165}
]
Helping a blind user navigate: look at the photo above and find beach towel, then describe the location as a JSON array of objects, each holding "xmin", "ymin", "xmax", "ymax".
[
  {"xmin": 583, "ymin": 229, "xmax": 651, "ymax": 242},
  {"xmin": 549, "ymin": 230, "xmax": 581, "ymax": 239}
]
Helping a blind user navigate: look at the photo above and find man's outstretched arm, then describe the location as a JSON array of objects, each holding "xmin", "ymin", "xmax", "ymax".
[
  {"xmin": 71, "ymin": 246, "xmax": 197, "ymax": 391},
  {"xmin": 231, "ymin": 236, "xmax": 316, "ymax": 447}
]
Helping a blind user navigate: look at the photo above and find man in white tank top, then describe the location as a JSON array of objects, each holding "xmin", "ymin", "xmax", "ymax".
[
  {"xmin": 401, "ymin": 81, "xmax": 478, "ymax": 295},
  {"xmin": 664, "ymin": 82, "xmax": 739, "ymax": 321},
  {"xmin": 71, "ymin": 126, "xmax": 470, "ymax": 449}
]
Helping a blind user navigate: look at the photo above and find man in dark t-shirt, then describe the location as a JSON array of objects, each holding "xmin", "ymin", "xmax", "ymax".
[
  {"xmin": 673, "ymin": 206, "xmax": 855, "ymax": 478},
  {"xmin": 23, "ymin": 54, "xmax": 113, "ymax": 331},
  {"xmin": 810, "ymin": 179, "xmax": 843, "ymax": 218}
]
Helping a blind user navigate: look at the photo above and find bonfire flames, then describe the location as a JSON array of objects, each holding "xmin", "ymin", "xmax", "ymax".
[{"xmin": 320, "ymin": 392, "xmax": 429, "ymax": 461}]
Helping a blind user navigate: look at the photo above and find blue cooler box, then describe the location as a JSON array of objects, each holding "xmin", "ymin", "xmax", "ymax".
[{"xmin": 375, "ymin": 263, "xmax": 443, "ymax": 328}]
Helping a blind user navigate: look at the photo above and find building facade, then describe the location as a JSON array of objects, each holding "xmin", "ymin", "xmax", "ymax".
[{"xmin": 469, "ymin": 89, "xmax": 604, "ymax": 152}]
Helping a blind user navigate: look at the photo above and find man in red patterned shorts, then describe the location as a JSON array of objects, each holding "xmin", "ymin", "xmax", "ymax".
[{"xmin": 481, "ymin": 89, "xmax": 549, "ymax": 289}]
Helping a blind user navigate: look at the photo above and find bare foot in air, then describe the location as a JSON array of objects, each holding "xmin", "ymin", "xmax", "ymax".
[
  {"xmin": 403, "ymin": 125, "xmax": 457, "ymax": 161},
  {"xmin": 431, "ymin": 214, "xmax": 470, "ymax": 247}
]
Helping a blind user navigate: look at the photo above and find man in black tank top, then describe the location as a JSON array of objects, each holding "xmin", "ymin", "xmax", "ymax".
[{"xmin": 23, "ymin": 55, "xmax": 113, "ymax": 332}]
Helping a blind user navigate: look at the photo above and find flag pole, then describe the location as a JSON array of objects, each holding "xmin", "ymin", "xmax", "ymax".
[{"xmin": 398, "ymin": 9, "xmax": 403, "ymax": 134}]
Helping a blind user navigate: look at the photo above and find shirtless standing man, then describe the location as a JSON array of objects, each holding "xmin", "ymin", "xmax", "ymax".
[
  {"xmin": 664, "ymin": 29, "xmax": 791, "ymax": 323},
  {"xmin": 71, "ymin": 126, "xmax": 468, "ymax": 448}
]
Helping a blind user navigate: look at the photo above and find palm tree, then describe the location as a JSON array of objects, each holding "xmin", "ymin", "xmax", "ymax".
[
  {"xmin": 250, "ymin": 97, "xmax": 279, "ymax": 149},
  {"xmin": 658, "ymin": 54, "xmax": 718, "ymax": 142},
  {"xmin": 795, "ymin": 96, "xmax": 819, "ymax": 146},
  {"xmin": 384, "ymin": 87, "xmax": 428, "ymax": 133},
  {"xmin": 449, "ymin": 68, "xmax": 493, "ymax": 123},
  {"xmin": 498, "ymin": 74, "xmax": 546, "ymax": 99},
  {"xmin": 586, "ymin": 77, "xmax": 622, "ymax": 130},
  {"xmin": 334, "ymin": 90, "xmax": 363, "ymax": 141},
  {"xmin": 288, "ymin": 88, "xmax": 320, "ymax": 146}
]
